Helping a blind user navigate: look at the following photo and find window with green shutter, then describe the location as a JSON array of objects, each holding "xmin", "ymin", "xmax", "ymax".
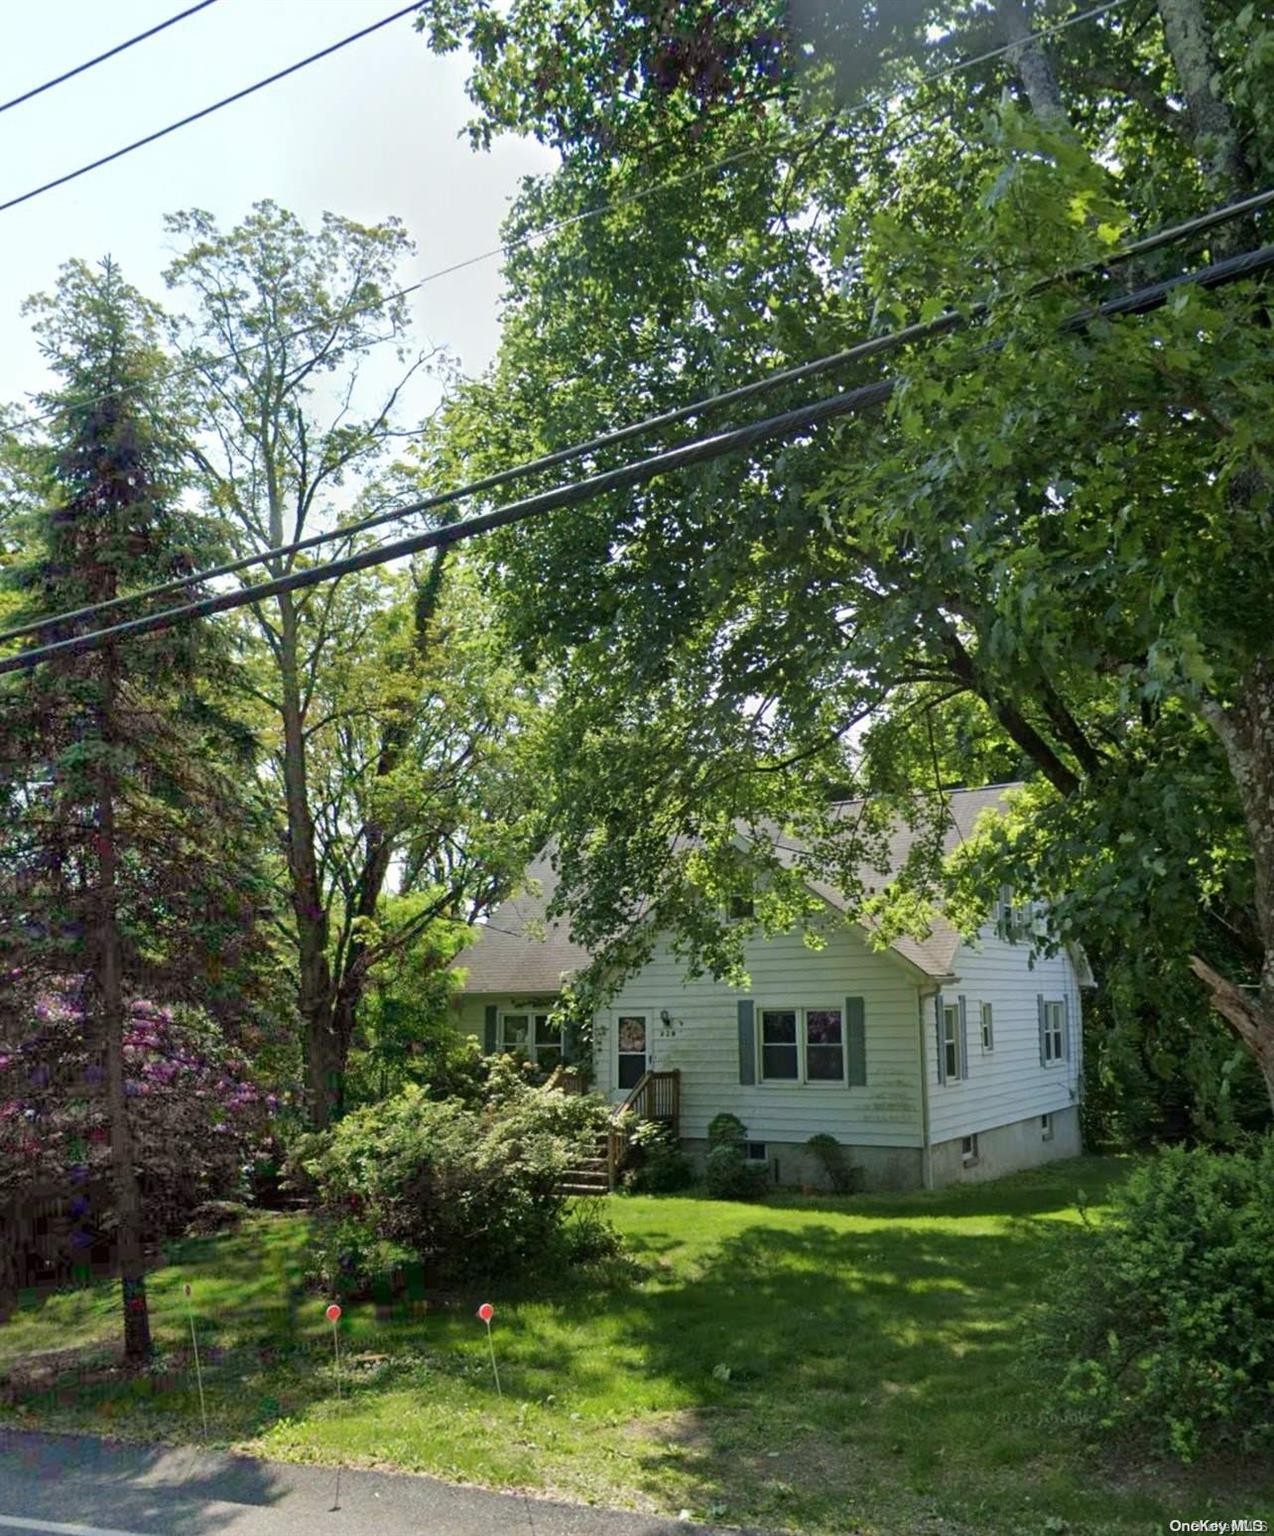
[{"xmin": 755, "ymin": 1004, "xmax": 854, "ymax": 1084}]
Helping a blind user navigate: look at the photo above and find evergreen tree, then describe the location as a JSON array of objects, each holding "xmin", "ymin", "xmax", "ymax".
[{"xmin": 0, "ymin": 259, "xmax": 275, "ymax": 1359}]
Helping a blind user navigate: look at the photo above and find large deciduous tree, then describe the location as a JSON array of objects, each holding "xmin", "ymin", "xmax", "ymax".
[
  {"xmin": 417, "ymin": 0, "xmax": 1274, "ymax": 1120},
  {"xmin": 168, "ymin": 203, "xmax": 542, "ymax": 1124}
]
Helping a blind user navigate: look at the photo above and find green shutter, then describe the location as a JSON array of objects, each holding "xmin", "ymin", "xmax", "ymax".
[
  {"xmin": 1037, "ymin": 994, "xmax": 1047, "ymax": 1066},
  {"xmin": 737, "ymin": 999, "xmax": 755, "ymax": 1085},
  {"xmin": 484, "ymin": 1004, "xmax": 498, "ymax": 1054},
  {"xmin": 1062, "ymin": 994, "xmax": 1072, "ymax": 1061},
  {"xmin": 957, "ymin": 995, "xmax": 969, "ymax": 1080},
  {"xmin": 934, "ymin": 994, "xmax": 946, "ymax": 1085},
  {"xmin": 846, "ymin": 996, "xmax": 866, "ymax": 1087}
]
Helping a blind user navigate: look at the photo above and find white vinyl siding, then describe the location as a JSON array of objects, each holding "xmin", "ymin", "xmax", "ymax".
[
  {"xmin": 927, "ymin": 926, "xmax": 1083, "ymax": 1144},
  {"xmin": 595, "ymin": 916, "xmax": 924, "ymax": 1147}
]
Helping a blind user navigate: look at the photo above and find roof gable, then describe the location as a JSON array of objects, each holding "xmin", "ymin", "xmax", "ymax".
[{"xmin": 455, "ymin": 784, "xmax": 1020, "ymax": 991}]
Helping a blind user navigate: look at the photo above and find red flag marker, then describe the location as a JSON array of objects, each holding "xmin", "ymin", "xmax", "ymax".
[{"xmin": 476, "ymin": 1301, "xmax": 501, "ymax": 1397}]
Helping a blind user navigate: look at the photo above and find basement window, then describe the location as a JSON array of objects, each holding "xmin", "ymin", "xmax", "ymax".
[
  {"xmin": 961, "ymin": 1134, "xmax": 979, "ymax": 1166},
  {"xmin": 1041, "ymin": 1113, "xmax": 1054, "ymax": 1142},
  {"xmin": 744, "ymin": 1142, "xmax": 767, "ymax": 1163}
]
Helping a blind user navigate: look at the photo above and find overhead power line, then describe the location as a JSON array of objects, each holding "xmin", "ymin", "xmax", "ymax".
[
  {"xmin": 2, "ymin": 236, "xmax": 1271, "ymax": 680},
  {"xmin": 0, "ymin": 1, "xmax": 222, "ymax": 118},
  {"xmin": 0, "ymin": 2, "xmax": 421, "ymax": 216},
  {"xmin": 6, "ymin": 0, "xmax": 1139, "ymax": 437},
  {"xmin": 2, "ymin": 180, "xmax": 1270, "ymax": 652}
]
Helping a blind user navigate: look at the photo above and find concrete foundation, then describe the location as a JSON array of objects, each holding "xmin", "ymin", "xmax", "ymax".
[
  {"xmin": 927, "ymin": 1104, "xmax": 1082, "ymax": 1187},
  {"xmin": 680, "ymin": 1104, "xmax": 1082, "ymax": 1193},
  {"xmin": 681, "ymin": 1138, "xmax": 924, "ymax": 1193}
]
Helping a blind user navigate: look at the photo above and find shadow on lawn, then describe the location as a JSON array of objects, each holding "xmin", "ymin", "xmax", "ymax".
[{"xmin": 600, "ymin": 1214, "xmax": 1077, "ymax": 1524}]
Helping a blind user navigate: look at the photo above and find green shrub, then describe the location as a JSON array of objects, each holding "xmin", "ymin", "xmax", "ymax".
[
  {"xmin": 292, "ymin": 1072, "xmax": 617, "ymax": 1287},
  {"xmin": 706, "ymin": 1112, "xmax": 747, "ymax": 1147},
  {"xmin": 559, "ymin": 1198, "xmax": 626, "ymax": 1267},
  {"xmin": 623, "ymin": 1120, "xmax": 693, "ymax": 1193},
  {"xmin": 1043, "ymin": 1142, "xmax": 1274, "ymax": 1461},
  {"xmin": 704, "ymin": 1142, "xmax": 767, "ymax": 1200},
  {"xmin": 308, "ymin": 1215, "xmax": 415, "ymax": 1301},
  {"xmin": 805, "ymin": 1133, "xmax": 859, "ymax": 1194}
]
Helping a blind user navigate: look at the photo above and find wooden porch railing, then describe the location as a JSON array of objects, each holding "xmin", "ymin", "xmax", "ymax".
[
  {"xmin": 551, "ymin": 1066, "xmax": 589, "ymax": 1096},
  {"xmin": 618, "ymin": 1068, "xmax": 681, "ymax": 1131},
  {"xmin": 606, "ymin": 1069, "xmax": 681, "ymax": 1189}
]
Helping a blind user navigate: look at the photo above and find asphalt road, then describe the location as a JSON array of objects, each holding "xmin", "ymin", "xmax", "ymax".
[{"xmin": 0, "ymin": 1430, "xmax": 757, "ymax": 1536}]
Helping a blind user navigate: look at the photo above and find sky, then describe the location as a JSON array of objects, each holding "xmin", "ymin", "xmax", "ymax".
[{"xmin": 0, "ymin": 0, "xmax": 558, "ymax": 422}]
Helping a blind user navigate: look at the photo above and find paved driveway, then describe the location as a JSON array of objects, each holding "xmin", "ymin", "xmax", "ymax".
[{"xmin": 0, "ymin": 1430, "xmax": 758, "ymax": 1536}]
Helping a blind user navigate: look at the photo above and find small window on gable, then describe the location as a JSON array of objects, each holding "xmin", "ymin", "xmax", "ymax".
[
  {"xmin": 961, "ymin": 1133, "xmax": 978, "ymax": 1165},
  {"xmin": 980, "ymin": 1002, "xmax": 994, "ymax": 1052}
]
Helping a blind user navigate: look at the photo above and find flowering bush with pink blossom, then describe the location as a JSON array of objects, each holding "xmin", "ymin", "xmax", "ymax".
[{"xmin": 0, "ymin": 982, "xmax": 270, "ymax": 1292}]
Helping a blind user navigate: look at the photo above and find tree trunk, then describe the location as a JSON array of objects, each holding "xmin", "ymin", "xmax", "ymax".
[
  {"xmin": 277, "ymin": 593, "xmax": 338, "ymax": 1128},
  {"xmin": 319, "ymin": 549, "xmax": 451, "ymax": 1108},
  {"xmin": 97, "ymin": 649, "xmax": 152, "ymax": 1362},
  {"xmin": 1197, "ymin": 663, "xmax": 1274, "ymax": 1115},
  {"xmin": 1156, "ymin": 0, "xmax": 1252, "ymax": 222},
  {"xmin": 1001, "ymin": 0, "xmax": 1069, "ymax": 128}
]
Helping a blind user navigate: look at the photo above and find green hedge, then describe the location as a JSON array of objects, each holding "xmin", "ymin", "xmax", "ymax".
[{"xmin": 1045, "ymin": 1142, "xmax": 1274, "ymax": 1461}]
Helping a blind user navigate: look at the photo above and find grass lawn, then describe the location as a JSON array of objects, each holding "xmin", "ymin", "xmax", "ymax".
[{"xmin": 1, "ymin": 1154, "xmax": 1270, "ymax": 1534}]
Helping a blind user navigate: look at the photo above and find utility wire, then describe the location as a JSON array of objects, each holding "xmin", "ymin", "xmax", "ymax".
[
  {"xmin": 0, "ymin": 2, "xmax": 421, "ymax": 216},
  {"xmin": 2, "ymin": 180, "xmax": 1269, "ymax": 651},
  {"xmin": 0, "ymin": 1, "xmax": 221, "ymax": 117},
  {"xmin": 4, "ymin": 0, "xmax": 1138, "ymax": 437},
  {"xmin": 2, "ymin": 237, "xmax": 1271, "ymax": 680}
]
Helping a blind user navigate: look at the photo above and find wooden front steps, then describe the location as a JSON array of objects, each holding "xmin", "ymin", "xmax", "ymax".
[
  {"xmin": 559, "ymin": 1133, "xmax": 613, "ymax": 1196},
  {"xmin": 552, "ymin": 1069, "xmax": 683, "ymax": 1197}
]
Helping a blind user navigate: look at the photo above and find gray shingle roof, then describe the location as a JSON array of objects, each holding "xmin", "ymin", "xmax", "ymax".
[
  {"xmin": 453, "ymin": 851, "xmax": 592, "ymax": 995},
  {"xmin": 455, "ymin": 784, "xmax": 1019, "ymax": 992}
]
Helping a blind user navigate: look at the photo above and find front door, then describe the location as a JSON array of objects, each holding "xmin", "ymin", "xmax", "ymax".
[{"xmin": 616, "ymin": 1013, "xmax": 648, "ymax": 1096}]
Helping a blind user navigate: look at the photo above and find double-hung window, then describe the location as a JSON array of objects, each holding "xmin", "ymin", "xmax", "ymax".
[
  {"xmin": 941, "ymin": 1003, "xmax": 961, "ymax": 1081},
  {"xmin": 760, "ymin": 1006, "xmax": 845, "ymax": 1084},
  {"xmin": 1042, "ymin": 1001, "xmax": 1066, "ymax": 1064},
  {"xmin": 980, "ymin": 1002, "xmax": 994, "ymax": 1053},
  {"xmin": 500, "ymin": 1011, "xmax": 564, "ymax": 1068}
]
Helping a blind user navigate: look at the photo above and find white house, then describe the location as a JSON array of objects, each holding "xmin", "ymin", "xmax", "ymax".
[{"xmin": 452, "ymin": 785, "xmax": 1092, "ymax": 1190}]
